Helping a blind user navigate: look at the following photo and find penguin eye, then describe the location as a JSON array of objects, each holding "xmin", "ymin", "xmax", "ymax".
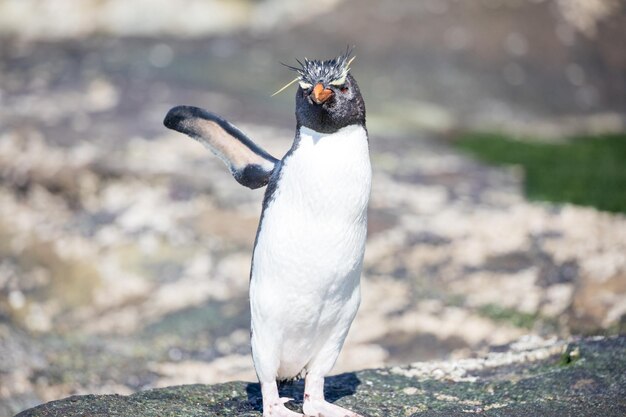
[{"xmin": 340, "ymin": 86, "xmax": 349, "ymax": 93}]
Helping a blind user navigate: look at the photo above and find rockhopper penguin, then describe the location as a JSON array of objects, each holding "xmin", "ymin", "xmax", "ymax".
[{"xmin": 164, "ymin": 50, "xmax": 369, "ymax": 417}]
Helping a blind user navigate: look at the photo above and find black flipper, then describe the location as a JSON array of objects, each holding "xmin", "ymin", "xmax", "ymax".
[{"xmin": 164, "ymin": 105, "xmax": 279, "ymax": 189}]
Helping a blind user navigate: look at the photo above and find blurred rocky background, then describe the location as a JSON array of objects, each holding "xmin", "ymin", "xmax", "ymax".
[{"xmin": 0, "ymin": 0, "xmax": 625, "ymax": 416}]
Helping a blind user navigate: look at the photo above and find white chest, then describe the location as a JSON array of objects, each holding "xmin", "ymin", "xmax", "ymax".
[
  {"xmin": 277, "ymin": 124, "xmax": 371, "ymax": 219},
  {"xmin": 252, "ymin": 124, "xmax": 371, "ymax": 288}
]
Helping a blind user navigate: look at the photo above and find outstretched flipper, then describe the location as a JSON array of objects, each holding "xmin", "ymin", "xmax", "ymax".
[{"xmin": 164, "ymin": 105, "xmax": 279, "ymax": 189}]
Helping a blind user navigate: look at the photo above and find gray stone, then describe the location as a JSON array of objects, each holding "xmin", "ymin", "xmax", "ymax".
[{"xmin": 15, "ymin": 336, "xmax": 626, "ymax": 417}]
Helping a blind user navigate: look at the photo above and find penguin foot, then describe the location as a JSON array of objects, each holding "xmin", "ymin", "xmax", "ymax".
[
  {"xmin": 263, "ymin": 397, "xmax": 303, "ymax": 417},
  {"xmin": 261, "ymin": 381, "xmax": 303, "ymax": 417},
  {"xmin": 302, "ymin": 399, "xmax": 363, "ymax": 417},
  {"xmin": 302, "ymin": 373, "xmax": 363, "ymax": 417}
]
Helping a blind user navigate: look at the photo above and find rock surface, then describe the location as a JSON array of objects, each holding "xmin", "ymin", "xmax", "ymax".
[{"xmin": 15, "ymin": 336, "xmax": 626, "ymax": 417}]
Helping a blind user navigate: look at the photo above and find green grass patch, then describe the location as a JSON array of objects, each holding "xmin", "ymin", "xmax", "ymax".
[
  {"xmin": 477, "ymin": 304, "xmax": 537, "ymax": 329},
  {"xmin": 454, "ymin": 132, "xmax": 626, "ymax": 213}
]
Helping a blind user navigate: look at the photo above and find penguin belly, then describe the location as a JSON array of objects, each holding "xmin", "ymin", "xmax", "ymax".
[{"xmin": 250, "ymin": 124, "xmax": 371, "ymax": 382}]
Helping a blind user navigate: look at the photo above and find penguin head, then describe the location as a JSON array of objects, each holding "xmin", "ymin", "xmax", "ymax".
[{"xmin": 282, "ymin": 50, "xmax": 366, "ymax": 133}]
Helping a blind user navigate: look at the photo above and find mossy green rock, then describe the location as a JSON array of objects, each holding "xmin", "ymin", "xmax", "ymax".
[{"xmin": 16, "ymin": 336, "xmax": 626, "ymax": 417}]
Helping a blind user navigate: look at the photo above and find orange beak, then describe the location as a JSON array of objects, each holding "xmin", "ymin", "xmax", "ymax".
[{"xmin": 311, "ymin": 83, "xmax": 334, "ymax": 104}]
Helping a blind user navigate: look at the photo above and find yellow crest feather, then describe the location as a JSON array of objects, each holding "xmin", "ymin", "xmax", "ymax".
[{"xmin": 271, "ymin": 77, "xmax": 300, "ymax": 97}]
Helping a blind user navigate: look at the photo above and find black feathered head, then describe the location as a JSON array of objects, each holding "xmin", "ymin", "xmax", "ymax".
[{"xmin": 282, "ymin": 49, "xmax": 365, "ymax": 133}]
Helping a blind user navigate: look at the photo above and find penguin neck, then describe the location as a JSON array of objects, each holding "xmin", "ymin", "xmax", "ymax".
[
  {"xmin": 290, "ymin": 124, "xmax": 368, "ymax": 154},
  {"xmin": 299, "ymin": 124, "xmax": 363, "ymax": 144}
]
